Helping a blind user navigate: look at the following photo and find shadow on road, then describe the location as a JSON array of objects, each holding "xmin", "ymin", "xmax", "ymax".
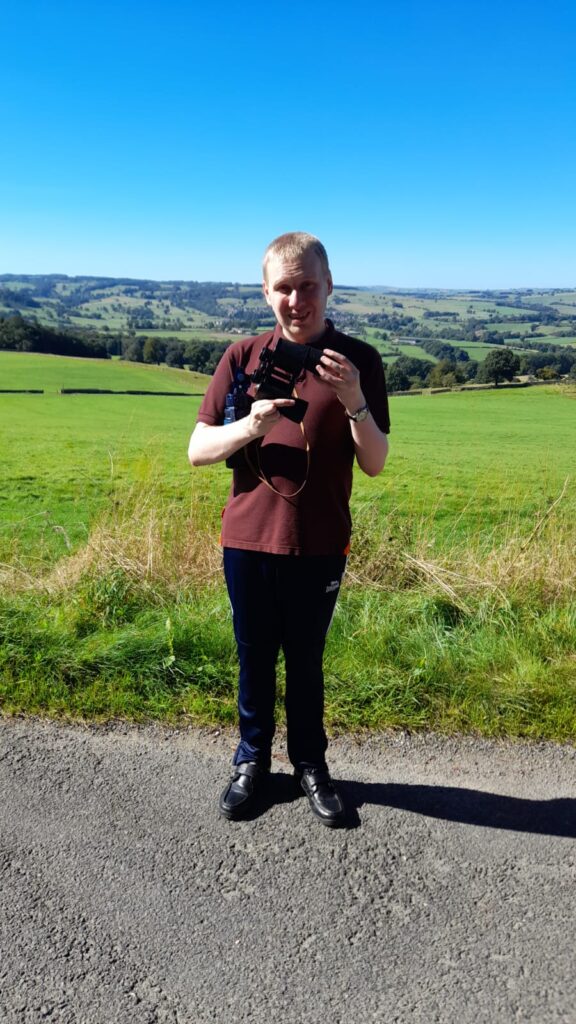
[{"xmin": 338, "ymin": 780, "xmax": 576, "ymax": 837}]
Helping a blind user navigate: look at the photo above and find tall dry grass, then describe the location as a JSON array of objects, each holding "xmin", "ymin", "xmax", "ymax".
[
  {"xmin": 2, "ymin": 476, "xmax": 574, "ymax": 612},
  {"xmin": 1, "ymin": 478, "xmax": 575, "ymax": 737}
]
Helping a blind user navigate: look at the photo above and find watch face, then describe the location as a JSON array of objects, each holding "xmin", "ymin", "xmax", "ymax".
[{"xmin": 354, "ymin": 406, "xmax": 369, "ymax": 422}]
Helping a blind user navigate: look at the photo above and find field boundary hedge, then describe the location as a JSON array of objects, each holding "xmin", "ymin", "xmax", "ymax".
[
  {"xmin": 59, "ymin": 389, "xmax": 202, "ymax": 396},
  {"xmin": 390, "ymin": 379, "xmax": 562, "ymax": 396}
]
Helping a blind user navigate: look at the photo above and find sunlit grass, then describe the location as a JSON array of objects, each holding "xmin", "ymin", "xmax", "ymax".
[
  {"xmin": 1, "ymin": 479, "xmax": 575, "ymax": 740},
  {"xmin": 1, "ymin": 372, "xmax": 575, "ymax": 738}
]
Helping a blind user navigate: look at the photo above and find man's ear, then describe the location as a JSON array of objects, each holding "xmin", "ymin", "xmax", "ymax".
[
  {"xmin": 262, "ymin": 279, "xmax": 272, "ymax": 307},
  {"xmin": 327, "ymin": 273, "xmax": 333, "ymax": 296}
]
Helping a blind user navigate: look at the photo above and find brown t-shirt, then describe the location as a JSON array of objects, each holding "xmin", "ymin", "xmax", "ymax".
[{"xmin": 196, "ymin": 320, "xmax": 390, "ymax": 556}]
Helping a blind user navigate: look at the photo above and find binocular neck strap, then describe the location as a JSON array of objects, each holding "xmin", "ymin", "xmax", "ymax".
[{"xmin": 244, "ymin": 387, "xmax": 310, "ymax": 498}]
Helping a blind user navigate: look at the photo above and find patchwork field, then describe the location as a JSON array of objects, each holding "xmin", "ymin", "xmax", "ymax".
[{"xmin": 3, "ymin": 275, "xmax": 576, "ymax": 359}]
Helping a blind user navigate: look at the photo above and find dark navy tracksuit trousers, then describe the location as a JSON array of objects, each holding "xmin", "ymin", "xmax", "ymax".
[{"xmin": 223, "ymin": 548, "xmax": 347, "ymax": 772}]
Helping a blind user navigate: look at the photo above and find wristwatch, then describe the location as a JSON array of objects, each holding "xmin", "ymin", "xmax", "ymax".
[{"xmin": 346, "ymin": 403, "xmax": 369, "ymax": 423}]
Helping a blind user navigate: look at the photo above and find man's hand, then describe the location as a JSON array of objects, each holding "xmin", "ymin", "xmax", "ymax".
[
  {"xmin": 188, "ymin": 397, "xmax": 295, "ymax": 466},
  {"xmin": 317, "ymin": 349, "xmax": 365, "ymax": 414},
  {"xmin": 316, "ymin": 348, "xmax": 388, "ymax": 477},
  {"xmin": 248, "ymin": 398, "xmax": 295, "ymax": 437}
]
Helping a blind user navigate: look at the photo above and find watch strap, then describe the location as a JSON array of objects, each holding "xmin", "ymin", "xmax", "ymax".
[{"xmin": 346, "ymin": 403, "xmax": 369, "ymax": 422}]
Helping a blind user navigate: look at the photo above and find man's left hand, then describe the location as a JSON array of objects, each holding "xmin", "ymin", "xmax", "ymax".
[{"xmin": 317, "ymin": 349, "xmax": 365, "ymax": 415}]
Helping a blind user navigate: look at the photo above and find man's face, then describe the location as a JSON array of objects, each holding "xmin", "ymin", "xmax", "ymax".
[{"xmin": 263, "ymin": 251, "xmax": 333, "ymax": 344}]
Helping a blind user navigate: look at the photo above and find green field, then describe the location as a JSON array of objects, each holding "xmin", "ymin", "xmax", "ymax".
[
  {"xmin": 380, "ymin": 341, "xmax": 529, "ymax": 364},
  {"xmin": 0, "ymin": 353, "xmax": 211, "ymax": 563},
  {"xmin": 487, "ymin": 322, "xmax": 536, "ymax": 335},
  {"xmin": 2, "ymin": 353, "xmax": 575, "ymax": 566},
  {"xmin": 1, "ymin": 352, "xmax": 575, "ymax": 559},
  {"xmin": 0, "ymin": 350, "xmax": 208, "ymax": 393},
  {"xmin": 1, "ymin": 353, "xmax": 575, "ymax": 739},
  {"xmin": 534, "ymin": 335, "xmax": 576, "ymax": 347}
]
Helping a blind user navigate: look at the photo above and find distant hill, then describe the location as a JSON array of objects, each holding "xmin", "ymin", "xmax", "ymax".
[
  {"xmin": 2, "ymin": 274, "xmax": 576, "ymax": 345},
  {"xmin": 1, "ymin": 275, "xmax": 575, "ymax": 388}
]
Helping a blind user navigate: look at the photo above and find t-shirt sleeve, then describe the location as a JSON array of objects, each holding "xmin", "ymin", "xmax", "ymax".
[
  {"xmin": 362, "ymin": 349, "xmax": 391, "ymax": 434},
  {"xmin": 195, "ymin": 347, "xmax": 235, "ymax": 425}
]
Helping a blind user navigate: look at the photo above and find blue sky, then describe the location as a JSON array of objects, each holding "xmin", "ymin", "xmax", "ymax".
[{"xmin": 1, "ymin": 0, "xmax": 575, "ymax": 288}]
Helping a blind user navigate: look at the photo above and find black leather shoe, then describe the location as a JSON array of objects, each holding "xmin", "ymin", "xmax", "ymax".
[
  {"xmin": 298, "ymin": 768, "xmax": 346, "ymax": 827},
  {"xmin": 219, "ymin": 762, "xmax": 267, "ymax": 820}
]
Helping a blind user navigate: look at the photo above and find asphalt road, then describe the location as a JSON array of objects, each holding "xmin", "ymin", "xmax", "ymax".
[{"xmin": 1, "ymin": 718, "xmax": 575, "ymax": 1024}]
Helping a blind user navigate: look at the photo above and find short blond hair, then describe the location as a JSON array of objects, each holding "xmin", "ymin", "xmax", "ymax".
[{"xmin": 262, "ymin": 232, "xmax": 330, "ymax": 281}]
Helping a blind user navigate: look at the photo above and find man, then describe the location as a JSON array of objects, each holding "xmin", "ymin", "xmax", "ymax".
[{"xmin": 188, "ymin": 232, "xmax": 390, "ymax": 826}]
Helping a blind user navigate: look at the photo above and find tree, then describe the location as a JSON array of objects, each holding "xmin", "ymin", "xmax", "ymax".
[
  {"xmin": 462, "ymin": 359, "xmax": 479, "ymax": 381},
  {"xmin": 165, "ymin": 341, "xmax": 185, "ymax": 367},
  {"xmin": 478, "ymin": 349, "xmax": 520, "ymax": 385},
  {"xmin": 122, "ymin": 337, "xmax": 144, "ymax": 362},
  {"xmin": 386, "ymin": 362, "xmax": 410, "ymax": 392},
  {"xmin": 393, "ymin": 355, "xmax": 435, "ymax": 385},
  {"xmin": 426, "ymin": 358, "xmax": 465, "ymax": 388},
  {"xmin": 143, "ymin": 337, "xmax": 166, "ymax": 365},
  {"xmin": 184, "ymin": 340, "xmax": 227, "ymax": 374},
  {"xmin": 553, "ymin": 350, "xmax": 576, "ymax": 375},
  {"xmin": 536, "ymin": 366, "xmax": 559, "ymax": 380},
  {"xmin": 0, "ymin": 314, "xmax": 108, "ymax": 358}
]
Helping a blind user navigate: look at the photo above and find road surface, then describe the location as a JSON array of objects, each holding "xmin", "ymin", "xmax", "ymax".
[{"xmin": 1, "ymin": 718, "xmax": 575, "ymax": 1023}]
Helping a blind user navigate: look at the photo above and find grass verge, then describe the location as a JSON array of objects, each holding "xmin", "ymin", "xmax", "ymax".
[{"xmin": 1, "ymin": 480, "xmax": 575, "ymax": 740}]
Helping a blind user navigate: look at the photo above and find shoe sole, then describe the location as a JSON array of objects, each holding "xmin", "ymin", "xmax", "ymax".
[{"xmin": 219, "ymin": 805, "xmax": 246, "ymax": 821}]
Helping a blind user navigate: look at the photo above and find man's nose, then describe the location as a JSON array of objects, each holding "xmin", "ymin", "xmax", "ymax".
[{"xmin": 288, "ymin": 289, "xmax": 300, "ymax": 307}]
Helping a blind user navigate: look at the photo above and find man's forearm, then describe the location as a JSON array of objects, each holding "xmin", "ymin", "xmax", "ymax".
[
  {"xmin": 188, "ymin": 420, "xmax": 254, "ymax": 466},
  {"xmin": 350, "ymin": 415, "xmax": 389, "ymax": 477}
]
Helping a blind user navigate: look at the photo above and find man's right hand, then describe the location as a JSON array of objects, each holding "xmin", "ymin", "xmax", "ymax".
[
  {"xmin": 248, "ymin": 398, "xmax": 295, "ymax": 437},
  {"xmin": 188, "ymin": 398, "xmax": 295, "ymax": 467}
]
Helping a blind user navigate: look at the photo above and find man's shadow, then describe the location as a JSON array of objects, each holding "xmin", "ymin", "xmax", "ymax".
[
  {"xmin": 223, "ymin": 774, "xmax": 576, "ymax": 836},
  {"xmin": 336, "ymin": 779, "xmax": 576, "ymax": 836}
]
